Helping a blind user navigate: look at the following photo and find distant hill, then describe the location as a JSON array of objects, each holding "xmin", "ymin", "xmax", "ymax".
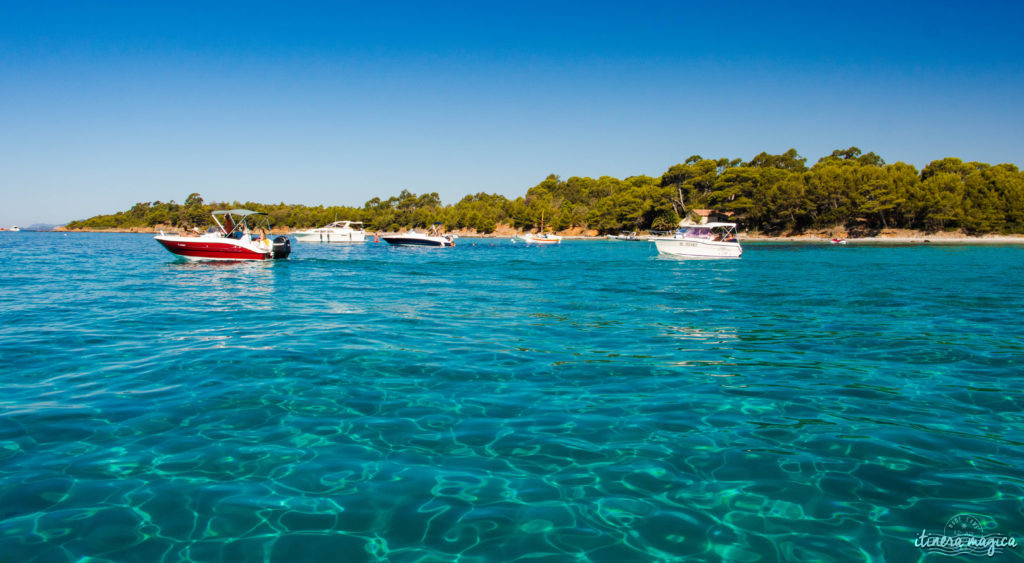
[{"xmin": 25, "ymin": 223, "xmax": 62, "ymax": 231}]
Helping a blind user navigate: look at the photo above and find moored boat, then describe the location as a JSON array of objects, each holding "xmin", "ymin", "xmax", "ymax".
[
  {"xmin": 606, "ymin": 231, "xmax": 645, "ymax": 241},
  {"xmin": 154, "ymin": 209, "xmax": 291, "ymax": 261},
  {"xmin": 831, "ymin": 237, "xmax": 848, "ymax": 245},
  {"xmin": 651, "ymin": 222, "xmax": 742, "ymax": 259},
  {"xmin": 515, "ymin": 212, "xmax": 562, "ymax": 245},
  {"xmin": 382, "ymin": 224, "xmax": 456, "ymax": 247},
  {"xmin": 292, "ymin": 221, "xmax": 366, "ymax": 243},
  {"xmin": 515, "ymin": 233, "xmax": 562, "ymax": 245}
]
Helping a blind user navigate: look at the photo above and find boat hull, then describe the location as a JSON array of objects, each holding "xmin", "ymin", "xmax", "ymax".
[
  {"xmin": 155, "ymin": 236, "xmax": 278, "ymax": 261},
  {"xmin": 382, "ymin": 235, "xmax": 454, "ymax": 247},
  {"xmin": 652, "ymin": 238, "xmax": 742, "ymax": 259},
  {"xmin": 517, "ymin": 235, "xmax": 562, "ymax": 245}
]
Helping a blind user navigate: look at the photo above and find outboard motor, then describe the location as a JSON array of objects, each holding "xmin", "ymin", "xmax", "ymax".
[{"xmin": 272, "ymin": 236, "xmax": 291, "ymax": 259}]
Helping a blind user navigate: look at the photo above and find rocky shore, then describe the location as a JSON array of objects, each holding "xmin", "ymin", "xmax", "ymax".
[
  {"xmin": 739, "ymin": 228, "xmax": 1024, "ymax": 243},
  {"xmin": 53, "ymin": 225, "xmax": 1024, "ymax": 243}
]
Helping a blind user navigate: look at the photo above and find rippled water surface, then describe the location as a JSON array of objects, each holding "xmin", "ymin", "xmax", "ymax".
[{"xmin": 1, "ymin": 233, "xmax": 1023, "ymax": 561}]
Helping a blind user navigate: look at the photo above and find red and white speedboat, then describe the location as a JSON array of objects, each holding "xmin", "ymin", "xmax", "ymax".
[{"xmin": 154, "ymin": 209, "xmax": 292, "ymax": 261}]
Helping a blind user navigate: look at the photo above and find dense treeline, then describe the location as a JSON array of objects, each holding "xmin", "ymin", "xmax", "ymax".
[{"xmin": 65, "ymin": 148, "xmax": 1024, "ymax": 234}]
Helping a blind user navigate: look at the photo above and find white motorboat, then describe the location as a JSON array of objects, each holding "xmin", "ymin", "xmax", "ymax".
[
  {"xmin": 154, "ymin": 209, "xmax": 292, "ymax": 261},
  {"xmin": 382, "ymin": 224, "xmax": 456, "ymax": 247},
  {"xmin": 651, "ymin": 222, "xmax": 742, "ymax": 259},
  {"xmin": 9, "ymin": 226, "xmax": 19, "ymax": 232},
  {"xmin": 606, "ymin": 231, "xmax": 645, "ymax": 241},
  {"xmin": 292, "ymin": 221, "xmax": 366, "ymax": 243}
]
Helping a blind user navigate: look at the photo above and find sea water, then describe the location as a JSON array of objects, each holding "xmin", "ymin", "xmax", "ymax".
[{"xmin": 0, "ymin": 233, "xmax": 1021, "ymax": 561}]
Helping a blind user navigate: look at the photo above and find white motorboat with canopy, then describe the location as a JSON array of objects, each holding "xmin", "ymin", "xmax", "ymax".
[{"xmin": 650, "ymin": 222, "xmax": 742, "ymax": 259}]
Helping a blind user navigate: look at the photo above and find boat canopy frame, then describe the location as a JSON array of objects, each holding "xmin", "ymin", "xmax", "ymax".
[
  {"xmin": 211, "ymin": 209, "xmax": 274, "ymax": 236},
  {"xmin": 674, "ymin": 222, "xmax": 738, "ymax": 241}
]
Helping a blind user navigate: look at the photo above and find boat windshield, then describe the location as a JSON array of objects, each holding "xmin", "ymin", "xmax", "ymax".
[
  {"xmin": 677, "ymin": 227, "xmax": 712, "ymax": 238},
  {"xmin": 676, "ymin": 224, "xmax": 737, "ymax": 241}
]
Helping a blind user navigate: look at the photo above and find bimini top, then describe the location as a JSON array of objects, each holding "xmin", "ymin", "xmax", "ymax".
[{"xmin": 213, "ymin": 209, "xmax": 267, "ymax": 217}]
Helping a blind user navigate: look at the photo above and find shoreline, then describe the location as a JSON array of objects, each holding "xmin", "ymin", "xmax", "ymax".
[
  {"xmin": 738, "ymin": 230, "xmax": 1024, "ymax": 244},
  {"xmin": 739, "ymin": 236, "xmax": 1024, "ymax": 244},
  {"xmin": 50, "ymin": 227, "xmax": 1024, "ymax": 243}
]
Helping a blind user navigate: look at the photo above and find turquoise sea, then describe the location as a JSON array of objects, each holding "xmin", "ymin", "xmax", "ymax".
[{"xmin": 1, "ymin": 232, "xmax": 1022, "ymax": 561}]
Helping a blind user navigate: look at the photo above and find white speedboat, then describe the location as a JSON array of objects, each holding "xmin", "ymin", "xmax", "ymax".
[
  {"xmin": 292, "ymin": 221, "xmax": 366, "ymax": 243},
  {"xmin": 651, "ymin": 222, "xmax": 742, "ymax": 259},
  {"xmin": 9, "ymin": 226, "xmax": 19, "ymax": 232},
  {"xmin": 382, "ymin": 224, "xmax": 456, "ymax": 247},
  {"xmin": 515, "ymin": 233, "xmax": 562, "ymax": 245},
  {"xmin": 606, "ymin": 231, "xmax": 645, "ymax": 241},
  {"xmin": 154, "ymin": 209, "xmax": 292, "ymax": 261}
]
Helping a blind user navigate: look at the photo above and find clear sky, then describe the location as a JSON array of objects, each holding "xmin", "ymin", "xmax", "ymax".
[{"xmin": 2, "ymin": 1, "xmax": 1023, "ymax": 226}]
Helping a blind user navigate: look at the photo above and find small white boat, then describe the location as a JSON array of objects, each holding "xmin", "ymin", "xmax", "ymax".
[
  {"xmin": 606, "ymin": 231, "xmax": 645, "ymax": 241},
  {"xmin": 9, "ymin": 226, "xmax": 20, "ymax": 232},
  {"xmin": 830, "ymin": 238, "xmax": 848, "ymax": 245},
  {"xmin": 154, "ymin": 209, "xmax": 291, "ymax": 261},
  {"xmin": 516, "ymin": 212, "xmax": 562, "ymax": 245},
  {"xmin": 651, "ymin": 223, "xmax": 742, "ymax": 259},
  {"xmin": 382, "ymin": 224, "xmax": 456, "ymax": 247},
  {"xmin": 516, "ymin": 233, "xmax": 562, "ymax": 245},
  {"xmin": 292, "ymin": 221, "xmax": 366, "ymax": 243}
]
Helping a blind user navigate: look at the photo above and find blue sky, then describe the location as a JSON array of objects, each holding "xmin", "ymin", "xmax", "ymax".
[{"xmin": 2, "ymin": 1, "xmax": 1023, "ymax": 226}]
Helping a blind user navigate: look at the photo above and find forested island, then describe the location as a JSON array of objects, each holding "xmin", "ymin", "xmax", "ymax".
[{"xmin": 64, "ymin": 148, "xmax": 1024, "ymax": 235}]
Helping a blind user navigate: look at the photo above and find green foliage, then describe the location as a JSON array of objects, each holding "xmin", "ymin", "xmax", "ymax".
[
  {"xmin": 65, "ymin": 149, "xmax": 1024, "ymax": 235},
  {"xmin": 448, "ymin": 193, "xmax": 512, "ymax": 233},
  {"xmin": 746, "ymin": 148, "xmax": 808, "ymax": 172}
]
